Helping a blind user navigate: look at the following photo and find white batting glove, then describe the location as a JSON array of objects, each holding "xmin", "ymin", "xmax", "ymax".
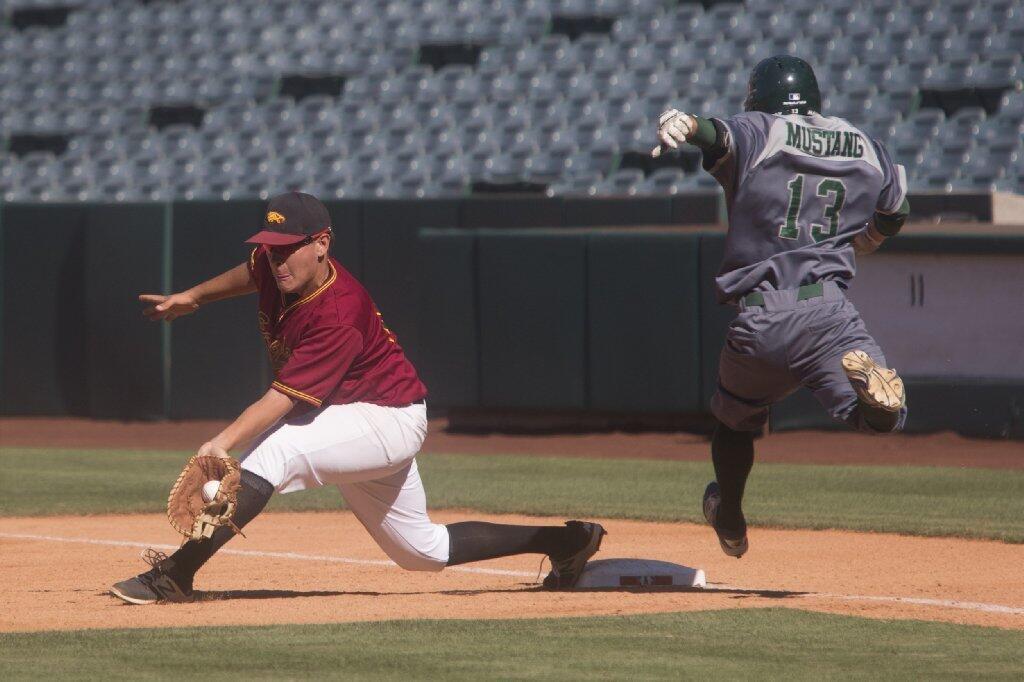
[{"xmin": 651, "ymin": 108, "xmax": 696, "ymax": 158}]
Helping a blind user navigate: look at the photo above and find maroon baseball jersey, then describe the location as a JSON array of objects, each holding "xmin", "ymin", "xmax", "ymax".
[{"xmin": 248, "ymin": 247, "xmax": 427, "ymax": 413}]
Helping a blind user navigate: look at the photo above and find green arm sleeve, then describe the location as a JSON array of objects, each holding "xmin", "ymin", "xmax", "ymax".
[
  {"xmin": 874, "ymin": 198, "xmax": 910, "ymax": 237},
  {"xmin": 688, "ymin": 116, "xmax": 720, "ymax": 150}
]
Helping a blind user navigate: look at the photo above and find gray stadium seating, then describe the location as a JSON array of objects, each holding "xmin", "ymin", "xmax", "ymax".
[{"xmin": 1, "ymin": 0, "xmax": 1022, "ymax": 200}]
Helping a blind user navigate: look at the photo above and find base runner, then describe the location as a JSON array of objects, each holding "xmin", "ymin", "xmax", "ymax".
[
  {"xmin": 111, "ymin": 191, "xmax": 604, "ymax": 604},
  {"xmin": 652, "ymin": 56, "xmax": 910, "ymax": 558}
]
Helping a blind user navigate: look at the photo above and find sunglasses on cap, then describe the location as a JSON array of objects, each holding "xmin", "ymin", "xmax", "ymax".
[{"xmin": 267, "ymin": 228, "xmax": 332, "ymax": 256}]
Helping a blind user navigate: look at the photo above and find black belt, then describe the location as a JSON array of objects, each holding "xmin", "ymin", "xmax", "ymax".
[{"xmin": 742, "ymin": 282, "xmax": 824, "ymax": 308}]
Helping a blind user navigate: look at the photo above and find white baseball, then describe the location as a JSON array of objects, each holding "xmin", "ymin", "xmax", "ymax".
[{"xmin": 201, "ymin": 480, "xmax": 221, "ymax": 503}]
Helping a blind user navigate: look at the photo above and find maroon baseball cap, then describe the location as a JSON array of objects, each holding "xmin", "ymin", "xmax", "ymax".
[{"xmin": 245, "ymin": 191, "xmax": 332, "ymax": 246}]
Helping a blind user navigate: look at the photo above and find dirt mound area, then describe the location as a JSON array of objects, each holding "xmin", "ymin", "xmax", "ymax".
[{"xmin": 2, "ymin": 511, "xmax": 1021, "ymax": 633}]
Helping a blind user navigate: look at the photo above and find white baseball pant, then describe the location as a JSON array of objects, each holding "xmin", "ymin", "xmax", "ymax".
[{"xmin": 239, "ymin": 401, "xmax": 450, "ymax": 571}]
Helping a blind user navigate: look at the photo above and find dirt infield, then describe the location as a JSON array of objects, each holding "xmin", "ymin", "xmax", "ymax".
[
  {"xmin": 2, "ymin": 418, "xmax": 1022, "ymax": 633},
  {"xmin": 2, "ymin": 417, "xmax": 1021, "ymax": 468},
  {"xmin": 1, "ymin": 511, "xmax": 1021, "ymax": 633}
]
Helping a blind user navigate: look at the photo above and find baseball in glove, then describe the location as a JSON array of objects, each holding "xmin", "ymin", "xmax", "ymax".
[{"xmin": 167, "ymin": 446, "xmax": 244, "ymax": 542}]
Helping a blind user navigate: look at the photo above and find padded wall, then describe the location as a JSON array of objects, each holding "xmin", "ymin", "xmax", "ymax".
[
  {"xmin": 361, "ymin": 199, "xmax": 460, "ymax": 370},
  {"xmin": 416, "ymin": 229, "xmax": 479, "ymax": 407},
  {"xmin": 0, "ymin": 204, "xmax": 90, "ymax": 415},
  {"xmin": 169, "ymin": 200, "xmax": 268, "ymax": 418},
  {"xmin": 320, "ymin": 199, "xmax": 363, "ymax": 278},
  {"xmin": 460, "ymin": 196, "xmax": 564, "ymax": 228},
  {"xmin": 671, "ymin": 193, "xmax": 721, "ymax": 225},
  {"xmin": 563, "ymin": 197, "xmax": 673, "ymax": 227},
  {"xmin": 82, "ymin": 203, "xmax": 167, "ymax": 419},
  {"xmin": 587, "ymin": 231, "xmax": 702, "ymax": 411},
  {"xmin": 477, "ymin": 229, "xmax": 587, "ymax": 408},
  {"xmin": 697, "ymin": 232, "xmax": 734, "ymax": 409}
]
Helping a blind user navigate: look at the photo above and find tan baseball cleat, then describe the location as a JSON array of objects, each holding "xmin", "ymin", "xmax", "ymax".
[{"xmin": 842, "ymin": 350, "xmax": 905, "ymax": 412}]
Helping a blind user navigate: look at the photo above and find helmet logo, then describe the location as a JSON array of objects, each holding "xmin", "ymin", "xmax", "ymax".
[
  {"xmin": 787, "ymin": 92, "xmax": 808, "ymax": 111},
  {"xmin": 266, "ymin": 211, "xmax": 286, "ymax": 224}
]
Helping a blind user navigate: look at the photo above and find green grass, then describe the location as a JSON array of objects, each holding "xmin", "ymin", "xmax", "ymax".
[
  {"xmin": 2, "ymin": 448, "xmax": 1023, "ymax": 542},
  {"xmin": 1, "ymin": 609, "xmax": 1022, "ymax": 681}
]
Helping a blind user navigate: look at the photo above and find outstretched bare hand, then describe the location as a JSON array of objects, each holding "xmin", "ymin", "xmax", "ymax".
[{"xmin": 139, "ymin": 292, "xmax": 199, "ymax": 321}]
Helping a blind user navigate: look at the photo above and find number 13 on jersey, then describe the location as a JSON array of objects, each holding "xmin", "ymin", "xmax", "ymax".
[{"xmin": 779, "ymin": 175, "xmax": 847, "ymax": 243}]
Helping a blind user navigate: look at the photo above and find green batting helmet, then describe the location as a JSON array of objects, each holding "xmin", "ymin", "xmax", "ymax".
[{"xmin": 743, "ymin": 55, "xmax": 821, "ymax": 115}]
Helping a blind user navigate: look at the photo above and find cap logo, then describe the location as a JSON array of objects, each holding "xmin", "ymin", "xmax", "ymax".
[
  {"xmin": 789, "ymin": 93, "xmax": 801, "ymax": 101},
  {"xmin": 266, "ymin": 211, "xmax": 286, "ymax": 224}
]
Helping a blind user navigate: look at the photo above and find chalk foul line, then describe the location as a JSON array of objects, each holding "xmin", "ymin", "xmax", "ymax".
[
  {"xmin": 0, "ymin": 532, "xmax": 531, "ymax": 578},
  {"xmin": 2, "ymin": 533, "xmax": 1022, "ymax": 616}
]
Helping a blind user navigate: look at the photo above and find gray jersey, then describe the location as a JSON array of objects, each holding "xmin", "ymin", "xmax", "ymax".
[{"xmin": 709, "ymin": 111, "xmax": 907, "ymax": 303}]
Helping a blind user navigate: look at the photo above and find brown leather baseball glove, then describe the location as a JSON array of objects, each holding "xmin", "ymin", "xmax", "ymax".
[{"xmin": 167, "ymin": 447, "xmax": 244, "ymax": 542}]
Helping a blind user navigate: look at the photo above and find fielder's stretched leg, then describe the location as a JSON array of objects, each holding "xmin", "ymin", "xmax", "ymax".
[
  {"xmin": 111, "ymin": 403, "xmax": 603, "ymax": 604},
  {"xmin": 335, "ymin": 456, "xmax": 602, "ymax": 587}
]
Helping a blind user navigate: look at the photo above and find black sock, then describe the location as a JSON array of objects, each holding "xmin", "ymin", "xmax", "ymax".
[
  {"xmin": 859, "ymin": 403, "xmax": 901, "ymax": 433},
  {"xmin": 445, "ymin": 522, "xmax": 583, "ymax": 567},
  {"xmin": 165, "ymin": 470, "xmax": 274, "ymax": 589},
  {"xmin": 711, "ymin": 421, "xmax": 755, "ymax": 535}
]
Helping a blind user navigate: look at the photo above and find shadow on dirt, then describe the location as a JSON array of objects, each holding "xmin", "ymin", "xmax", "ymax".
[
  {"xmin": 191, "ymin": 587, "xmax": 539, "ymax": 601},
  {"xmin": 104, "ymin": 585, "xmax": 808, "ymax": 602},
  {"xmin": 701, "ymin": 586, "xmax": 809, "ymax": 599}
]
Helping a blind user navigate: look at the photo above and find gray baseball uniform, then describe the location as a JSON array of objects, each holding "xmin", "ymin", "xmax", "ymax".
[{"xmin": 707, "ymin": 111, "xmax": 908, "ymax": 432}]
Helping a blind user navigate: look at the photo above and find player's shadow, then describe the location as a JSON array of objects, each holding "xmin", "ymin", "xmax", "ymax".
[
  {"xmin": 528, "ymin": 581, "xmax": 806, "ymax": 593},
  {"xmin": 192, "ymin": 586, "xmax": 540, "ymax": 601},
  {"xmin": 105, "ymin": 585, "xmax": 806, "ymax": 602},
  {"xmin": 504, "ymin": 584, "xmax": 808, "ymax": 598},
  {"xmin": 197, "ymin": 589, "xmax": 380, "ymax": 601},
  {"xmin": 700, "ymin": 586, "xmax": 809, "ymax": 599}
]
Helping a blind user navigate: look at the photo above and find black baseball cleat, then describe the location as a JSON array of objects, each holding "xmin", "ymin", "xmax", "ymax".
[
  {"xmin": 703, "ymin": 481, "xmax": 748, "ymax": 559},
  {"xmin": 542, "ymin": 521, "xmax": 607, "ymax": 589},
  {"xmin": 110, "ymin": 549, "xmax": 195, "ymax": 605}
]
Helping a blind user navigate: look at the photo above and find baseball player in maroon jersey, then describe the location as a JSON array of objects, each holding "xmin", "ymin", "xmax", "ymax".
[{"xmin": 111, "ymin": 191, "xmax": 605, "ymax": 604}]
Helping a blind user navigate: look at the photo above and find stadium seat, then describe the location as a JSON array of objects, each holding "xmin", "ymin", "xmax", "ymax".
[
  {"xmin": 595, "ymin": 168, "xmax": 644, "ymax": 196},
  {"xmin": 999, "ymin": 92, "xmax": 1024, "ymax": 123},
  {"xmin": 394, "ymin": 170, "xmax": 433, "ymax": 197},
  {"xmin": 547, "ymin": 170, "xmax": 603, "ymax": 196},
  {"xmin": 637, "ymin": 167, "xmax": 687, "ymax": 195},
  {"xmin": 434, "ymin": 169, "xmax": 470, "ymax": 196}
]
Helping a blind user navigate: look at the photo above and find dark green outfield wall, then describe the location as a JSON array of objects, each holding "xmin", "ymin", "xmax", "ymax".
[
  {"xmin": 0, "ymin": 203, "xmax": 167, "ymax": 419},
  {"xmin": 1, "ymin": 196, "xmax": 1020, "ymax": 439}
]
